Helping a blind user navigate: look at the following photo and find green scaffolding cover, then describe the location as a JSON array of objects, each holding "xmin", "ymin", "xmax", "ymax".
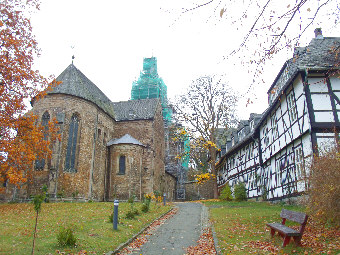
[
  {"xmin": 131, "ymin": 57, "xmax": 190, "ymax": 168},
  {"xmin": 131, "ymin": 57, "xmax": 172, "ymax": 123},
  {"xmin": 182, "ymin": 135, "xmax": 190, "ymax": 169}
]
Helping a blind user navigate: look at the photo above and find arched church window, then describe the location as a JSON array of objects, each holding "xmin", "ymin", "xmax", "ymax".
[
  {"xmin": 35, "ymin": 111, "xmax": 50, "ymax": 170},
  {"xmin": 118, "ymin": 155, "xmax": 126, "ymax": 175},
  {"xmin": 65, "ymin": 114, "xmax": 80, "ymax": 172}
]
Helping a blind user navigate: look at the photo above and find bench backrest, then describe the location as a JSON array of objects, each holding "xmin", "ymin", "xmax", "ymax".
[{"xmin": 280, "ymin": 209, "xmax": 308, "ymax": 225}]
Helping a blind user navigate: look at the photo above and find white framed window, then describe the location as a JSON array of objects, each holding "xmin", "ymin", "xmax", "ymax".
[
  {"xmin": 263, "ymin": 127, "xmax": 270, "ymax": 147},
  {"xmin": 238, "ymin": 128, "xmax": 244, "ymax": 140},
  {"xmin": 287, "ymin": 93, "xmax": 298, "ymax": 122},
  {"xmin": 294, "ymin": 147, "xmax": 303, "ymax": 178},
  {"xmin": 271, "ymin": 115, "xmax": 278, "ymax": 139},
  {"xmin": 275, "ymin": 159, "xmax": 282, "ymax": 185},
  {"xmin": 275, "ymin": 159, "xmax": 280, "ymax": 172},
  {"xmin": 248, "ymin": 143, "xmax": 254, "ymax": 160},
  {"xmin": 250, "ymin": 120, "xmax": 255, "ymax": 131}
]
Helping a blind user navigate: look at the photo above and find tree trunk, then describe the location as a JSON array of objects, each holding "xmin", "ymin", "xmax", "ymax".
[
  {"xmin": 210, "ymin": 147, "xmax": 218, "ymax": 199},
  {"xmin": 31, "ymin": 210, "xmax": 39, "ymax": 255}
]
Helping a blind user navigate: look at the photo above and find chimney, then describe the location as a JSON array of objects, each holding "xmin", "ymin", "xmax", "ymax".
[{"xmin": 314, "ymin": 28, "xmax": 323, "ymax": 39}]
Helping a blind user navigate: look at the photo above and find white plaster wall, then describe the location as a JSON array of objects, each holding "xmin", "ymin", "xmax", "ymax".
[
  {"xmin": 311, "ymin": 94, "xmax": 333, "ymax": 110},
  {"xmin": 316, "ymin": 136, "xmax": 337, "ymax": 155},
  {"xmin": 314, "ymin": 111, "xmax": 334, "ymax": 122},
  {"xmin": 293, "ymin": 76, "xmax": 304, "ymax": 96},
  {"xmin": 330, "ymin": 76, "xmax": 340, "ymax": 90},
  {"xmin": 309, "ymin": 78, "xmax": 329, "ymax": 93}
]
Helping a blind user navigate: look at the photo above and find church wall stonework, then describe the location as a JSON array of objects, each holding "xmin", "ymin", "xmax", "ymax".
[
  {"xmin": 21, "ymin": 93, "xmax": 175, "ymax": 202},
  {"xmin": 110, "ymin": 103, "xmax": 170, "ymax": 199},
  {"xmin": 113, "ymin": 103, "xmax": 166, "ymax": 194},
  {"xmin": 2, "ymin": 63, "xmax": 176, "ymax": 202},
  {"xmin": 28, "ymin": 94, "xmax": 115, "ymax": 200},
  {"xmin": 108, "ymin": 144, "xmax": 145, "ymax": 200}
]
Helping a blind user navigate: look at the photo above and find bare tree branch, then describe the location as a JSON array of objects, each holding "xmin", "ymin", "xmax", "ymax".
[{"xmin": 181, "ymin": 0, "xmax": 215, "ymax": 14}]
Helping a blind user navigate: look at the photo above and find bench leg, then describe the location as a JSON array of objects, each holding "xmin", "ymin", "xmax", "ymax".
[
  {"xmin": 270, "ymin": 229, "xmax": 275, "ymax": 237},
  {"xmin": 293, "ymin": 236, "xmax": 302, "ymax": 246},
  {"xmin": 282, "ymin": 236, "xmax": 291, "ymax": 247}
]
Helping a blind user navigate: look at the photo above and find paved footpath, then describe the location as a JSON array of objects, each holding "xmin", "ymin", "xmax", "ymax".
[{"xmin": 131, "ymin": 202, "xmax": 209, "ymax": 255}]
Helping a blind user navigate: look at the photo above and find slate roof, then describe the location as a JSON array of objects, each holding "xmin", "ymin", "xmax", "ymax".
[
  {"xmin": 50, "ymin": 64, "xmax": 115, "ymax": 118},
  {"xmin": 112, "ymin": 98, "xmax": 160, "ymax": 121},
  {"xmin": 268, "ymin": 37, "xmax": 340, "ymax": 94},
  {"xmin": 107, "ymin": 134, "xmax": 145, "ymax": 147},
  {"xmin": 49, "ymin": 64, "xmax": 160, "ymax": 122},
  {"xmin": 295, "ymin": 37, "xmax": 340, "ymax": 69}
]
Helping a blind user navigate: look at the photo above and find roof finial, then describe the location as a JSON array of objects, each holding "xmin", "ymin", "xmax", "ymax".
[{"xmin": 71, "ymin": 45, "xmax": 75, "ymax": 64}]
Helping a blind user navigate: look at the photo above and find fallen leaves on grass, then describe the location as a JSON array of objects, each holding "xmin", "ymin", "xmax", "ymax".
[
  {"xmin": 299, "ymin": 218, "xmax": 340, "ymax": 253},
  {"xmin": 247, "ymin": 240, "xmax": 280, "ymax": 253},
  {"xmin": 117, "ymin": 208, "xmax": 178, "ymax": 255},
  {"xmin": 247, "ymin": 216, "xmax": 340, "ymax": 254},
  {"xmin": 185, "ymin": 227, "xmax": 216, "ymax": 255},
  {"xmin": 54, "ymin": 250, "xmax": 96, "ymax": 255}
]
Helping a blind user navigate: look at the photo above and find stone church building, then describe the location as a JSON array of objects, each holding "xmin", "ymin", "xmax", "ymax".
[{"xmin": 26, "ymin": 63, "xmax": 176, "ymax": 201}]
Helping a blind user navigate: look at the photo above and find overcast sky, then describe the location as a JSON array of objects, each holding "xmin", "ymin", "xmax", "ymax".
[{"xmin": 30, "ymin": 0, "xmax": 339, "ymax": 120}]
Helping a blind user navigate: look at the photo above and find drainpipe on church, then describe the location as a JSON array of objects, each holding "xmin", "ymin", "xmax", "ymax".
[
  {"xmin": 140, "ymin": 153, "xmax": 143, "ymax": 201},
  {"xmin": 88, "ymin": 110, "xmax": 98, "ymax": 199}
]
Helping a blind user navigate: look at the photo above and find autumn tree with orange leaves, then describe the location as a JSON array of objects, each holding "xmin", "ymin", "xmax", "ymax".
[{"xmin": 0, "ymin": 0, "xmax": 58, "ymax": 191}]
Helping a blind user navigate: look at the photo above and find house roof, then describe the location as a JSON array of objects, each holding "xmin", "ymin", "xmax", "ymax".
[
  {"xmin": 50, "ymin": 64, "xmax": 115, "ymax": 118},
  {"xmin": 107, "ymin": 134, "xmax": 145, "ymax": 147},
  {"xmin": 112, "ymin": 98, "xmax": 160, "ymax": 121},
  {"xmin": 267, "ymin": 37, "xmax": 340, "ymax": 94},
  {"xmin": 218, "ymin": 36, "xmax": 340, "ymax": 165}
]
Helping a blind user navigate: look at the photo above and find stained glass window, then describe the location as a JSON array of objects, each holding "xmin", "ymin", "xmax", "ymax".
[
  {"xmin": 119, "ymin": 155, "xmax": 126, "ymax": 175},
  {"xmin": 35, "ymin": 111, "xmax": 50, "ymax": 170},
  {"xmin": 65, "ymin": 114, "xmax": 79, "ymax": 172}
]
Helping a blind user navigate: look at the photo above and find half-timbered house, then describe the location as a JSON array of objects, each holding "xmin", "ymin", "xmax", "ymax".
[{"xmin": 216, "ymin": 29, "xmax": 340, "ymax": 201}]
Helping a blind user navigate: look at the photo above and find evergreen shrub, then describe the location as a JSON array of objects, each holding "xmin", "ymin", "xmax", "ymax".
[
  {"xmin": 234, "ymin": 182, "xmax": 247, "ymax": 201},
  {"xmin": 141, "ymin": 203, "xmax": 149, "ymax": 213},
  {"xmin": 125, "ymin": 210, "xmax": 135, "ymax": 219},
  {"xmin": 57, "ymin": 226, "xmax": 77, "ymax": 247},
  {"xmin": 219, "ymin": 183, "xmax": 233, "ymax": 201}
]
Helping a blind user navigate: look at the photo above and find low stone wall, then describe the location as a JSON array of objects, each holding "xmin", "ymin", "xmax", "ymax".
[{"xmin": 185, "ymin": 179, "xmax": 214, "ymax": 200}]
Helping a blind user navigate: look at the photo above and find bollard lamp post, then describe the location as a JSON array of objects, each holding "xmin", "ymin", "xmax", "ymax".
[
  {"xmin": 163, "ymin": 193, "xmax": 166, "ymax": 206},
  {"xmin": 113, "ymin": 199, "xmax": 119, "ymax": 230}
]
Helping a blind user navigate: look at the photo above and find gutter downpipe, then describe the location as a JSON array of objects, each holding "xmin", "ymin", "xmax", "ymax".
[{"xmin": 89, "ymin": 109, "xmax": 99, "ymax": 199}]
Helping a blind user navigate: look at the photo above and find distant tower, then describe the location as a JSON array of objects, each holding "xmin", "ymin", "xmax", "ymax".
[
  {"xmin": 131, "ymin": 57, "xmax": 189, "ymax": 200},
  {"xmin": 131, "ymin": 57, "xmax": 172, "ymax": 124}
]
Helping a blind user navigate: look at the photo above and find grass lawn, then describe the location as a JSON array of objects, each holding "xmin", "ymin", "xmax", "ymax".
[
  {"xmin": 203, "ymin": 200, "xmax": 340, "ymax": 255},
  {"xmin": 0, "ymin": 201, "xmax": 172, "ymax": 254}
]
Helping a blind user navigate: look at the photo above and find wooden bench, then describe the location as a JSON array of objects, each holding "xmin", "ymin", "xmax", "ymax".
[{"xmin": 266, "ymin": 209, "xmax": 308, "ymax": 247}]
